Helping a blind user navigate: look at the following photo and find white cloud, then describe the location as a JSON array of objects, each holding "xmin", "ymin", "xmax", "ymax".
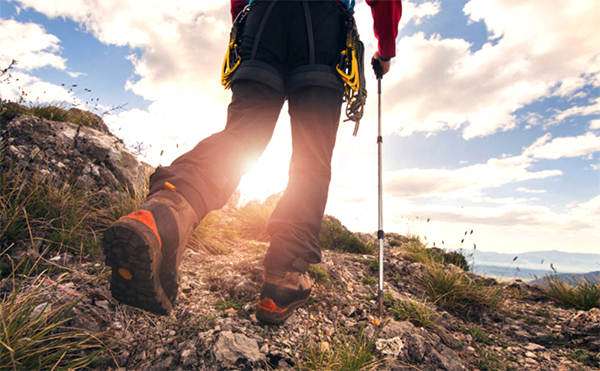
[
  {"xmin": 591, "ymin": 119, "xmax": 600, "ymax": 130},
  {"xmin": 524, "ymin": 132, "xmax": 600, "ymax": 160},
  {"xmin": 0, "ymin": 18, "xmax": 65, "ymax": 71},
  {"xmin": 516, "ymin": 187, "xmax": 546, "ymax": 194},
  {"xmin": 552, "ymin": 96, "xmax": 600, "ymax": 124},
  {"xmin": 67, "ymin": 71, "xmax": 86, "ymax": 78},
  {"xmin": 384, "ymin": 154, "xmax": 561, "ymax": 199},
  {"xmin": 379, "ymin": 0, "xmax": 600, "ymax": 139}
]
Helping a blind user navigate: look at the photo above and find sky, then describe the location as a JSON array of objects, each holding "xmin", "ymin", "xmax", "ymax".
[{"xmin": 1, "ymin": 0, "xmax": 599, "ymax": 256}]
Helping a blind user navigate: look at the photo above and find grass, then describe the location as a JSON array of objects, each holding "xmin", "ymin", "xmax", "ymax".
[
  {"xmin": 466, "ymin": 325, "xmax": 490, "ymax": 343},
  {"xmin": 402, "ymin": 237, "xmax": 469, "ymax": 271},
  {"xmin": 308, "ymin": 265, "xmax": 330, "ymax": 285},
  {"xmin": 0, "ymin": 157, "xmax": 127, "ymax": 267},
  {"xmin": 234, "ymin": 196, "xmax": 280, "ymax": 242},
  {"xmin": 0, "ymin": 261, "xmax": 115, "ymax": 370},
  {"xmin": 319, "ymin": 216, "xmax": 375, "ymax": 255},
  {"xmin": 539, "ymin": 273, "xmax": 600, "ymax": 310},
  {"xmin": 215, "ymin": 296, "xmax": 251, "ymax": 319},
  {"xmin": 1, "ymin": 101, "xmax": 112, "ymax": 136},
  {"xmin": 361, "ymin": 275, "xmax": 377, "ymax": 285},
  {"xmin": 188, "ymin": 210, "xmax": 238, "ymax": 255},
  {"xmin": 390, "ymin": 300, "xmax": 440, "ymax": 328},
  {"xmin": 419, "ymin": 263, "xmax": 503, "ymax": 315},
  {"xmin": 294, "ymin": 324, "xmax": 385, "ymax": 371}
]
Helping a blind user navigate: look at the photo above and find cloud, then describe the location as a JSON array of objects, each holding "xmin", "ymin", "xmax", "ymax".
[
  {"xmin": 384, "ymin": 154, "xmax": 561, "ymax": 199},
  {"xmin": 524, "ymin": 132, "xmax": 600, "ymax": 160},
  {"xmin": 67, "ymin": 71, "xmax": 86, "ymax": 78},
  {"xmin": 0, "ymin": 18, "xmax": 65, "ymax": 71},
  {"xmin": 516, "ymin": 187, "xmax": 546, "ymax": 194},
  {"xmin": 380, "ymin": 0, "xmax": 600, "ymax": 139}
]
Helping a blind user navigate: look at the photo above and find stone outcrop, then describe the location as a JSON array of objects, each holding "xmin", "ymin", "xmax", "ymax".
[{"xmin": 2, "ymin": 114, "xmax": 148, "ymax": 198}]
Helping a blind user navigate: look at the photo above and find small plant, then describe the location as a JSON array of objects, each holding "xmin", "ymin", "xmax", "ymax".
[
  {"xmin": 539, "ymin": 273, "xmax": 600, "ymax": 310},
  {"xmin": 188, "ymin": 210, "xmax": 237, "ymax": 255},
  {"xmin": 475, "ymin": 350, "xmax": 504, "ymax": 371},
  {"xmin": 0, "ymin": 158, "xmax": 122, "ymax": 260},
  {"xmin": 466, "ymin": 325, "xmax": 490, "ymax": 343},
  {"xmin": 419, "ymin": 264, "xmax": 503, "ymax": 315},
  {"xmin": 357, "ymin": 258, "xmax": 379, "ymax": 272},
  {"xmin": 294, "ymin": 324, "xmax": 384, "ymax": 371},
  {"xmin": 234, "ymin": 195, "xmax": 280, "ymax": 242},
  {"xmin": 319, "ymin": 216, "xmax": 375, "ymax": 254},
  {"xmin": 0, "ymin": 270, "xmax": 115, "ymax": 370},
  {"xmin": 197, "ymin": 315, "xmax": 217, "ymax": 332},
  {"xmin": 215, "ymin": 296, "xmax": 251, "ymax": 319},
  {"xmin": 308, "ymin": 265, "xmax": 330, "ymax": 285},
  {"xmin": 361, "ymin": 275, "xmax": 377, "ymax": 285},
  {"xmin": 390, "ymin": 300, "xmax": 440, "ymax": 328}
]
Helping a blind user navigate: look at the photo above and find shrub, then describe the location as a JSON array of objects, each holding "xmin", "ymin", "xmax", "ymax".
[
  {"xmin": 319, "ymin": 216, "xmax": 374, "ymax": 254},
  {"xmin": 539, "ymin": 274, "xmax": 600, "ymax": 310}
]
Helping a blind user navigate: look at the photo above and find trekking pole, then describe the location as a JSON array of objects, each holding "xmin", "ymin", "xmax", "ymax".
[{"xmin": 373, "ymin": 60, "xmax": 384, "ymax": 318}]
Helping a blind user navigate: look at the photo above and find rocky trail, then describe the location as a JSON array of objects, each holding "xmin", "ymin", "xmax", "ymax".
[{"xmin": 1, "ymin": 113, "xmax": 599, "ymax": 371}]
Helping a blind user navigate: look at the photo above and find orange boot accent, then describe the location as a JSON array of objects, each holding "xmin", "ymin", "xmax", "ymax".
[
  {"xmin": 258, "ymin": 298, "xmax": 287, "ymax": 314},
  {"xmin": 120, "ymin": 210, "xmax": 162, "ymax": 247},
  {"xmin": 164, "ymin": 182, "xmax": 177, "ymax": 192}
]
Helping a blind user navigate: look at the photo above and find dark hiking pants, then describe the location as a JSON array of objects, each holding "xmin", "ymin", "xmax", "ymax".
[{"xmin": 149, "ymin": 0, "xmax": 345, "ymax": 273}]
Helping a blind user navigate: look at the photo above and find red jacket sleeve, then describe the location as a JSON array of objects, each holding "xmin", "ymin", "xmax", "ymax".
[
  {"xmin": 231, "ymin": 0, "xmax": 249, "ymax": 22},
  {"xmin": 366, "ymin": 0, "xmax": 402, "ymax": 60}
]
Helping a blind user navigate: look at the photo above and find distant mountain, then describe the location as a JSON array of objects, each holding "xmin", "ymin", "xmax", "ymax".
[
  {"xmin": 530, "ymin": 271, "xmax": 600, "ymax": 286},
  {"xmin": 452, "ymin": 249, "xmax": 600, "ymax": 281}
]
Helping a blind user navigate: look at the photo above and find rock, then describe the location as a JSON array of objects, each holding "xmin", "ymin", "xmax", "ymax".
[
  {"xmin": 524, "ymin": 343, "xmax": 545, "ymax": 351},
  {"xmin": 3, "ymin": 115, "xmax": 148, "ymax": 198},
  {"xmin": 212, "ymin": 331, "xmax": 262, "ymax": 364}
]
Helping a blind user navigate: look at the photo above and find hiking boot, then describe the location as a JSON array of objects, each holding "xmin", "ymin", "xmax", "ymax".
[
  {"xmin": 102, "ymin": 183, "xmax": 199, "ymax": 315},
  {"xmin": 256, "ymin": 270, "xmax": 312, "ymax": 324}
]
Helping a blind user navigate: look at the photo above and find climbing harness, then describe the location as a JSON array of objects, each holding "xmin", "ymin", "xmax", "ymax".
[
  {"xmin": 336, "ymin": 11, "xmax": 367, "ymax": 136},
  {"xmin": 221, "ymin": 5, "xmax": 251, "ymax": 89}
]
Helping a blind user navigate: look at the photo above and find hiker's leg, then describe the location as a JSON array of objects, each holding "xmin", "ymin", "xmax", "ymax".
[
  {"xmin": 263, "ymin": 0, "xmax": 345, "ymax": 273},
  {"xmin": 264, "ymin": 86, "xmax": 343, "ymax": 272},
  {"xmin": 148, "ymin": 80, "xmax": 285, "ymax": 220}
]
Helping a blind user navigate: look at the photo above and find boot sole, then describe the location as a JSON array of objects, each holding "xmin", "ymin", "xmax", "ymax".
[
  {"xmin": 102, "ymin": 218, "xmax": 172, "ymax": 315},
  {"xmin": 256, "ymin": 296, "xmax": 310, "ymax": 324}
]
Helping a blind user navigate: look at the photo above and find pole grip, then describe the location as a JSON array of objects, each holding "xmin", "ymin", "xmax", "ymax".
[{"xmin": 372, "ymin": 59, "xmax": 383, "ymax": 79}]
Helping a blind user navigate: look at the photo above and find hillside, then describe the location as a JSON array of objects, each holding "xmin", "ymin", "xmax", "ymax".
[{"xmin": 1, "ymin": 112, "xmax": 599, "ymax": 370}]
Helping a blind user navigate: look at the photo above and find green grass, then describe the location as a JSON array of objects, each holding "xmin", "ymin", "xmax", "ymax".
[
  {"xmin": 188, "ymin": 210, "xmax": 238, "ymax": 255},
  {"xmin": 0, "ymin": 159, "xmax": 120, "ymax": 262},
  {"xmin": 308, "ymin": 265, "xmax": 330, "ymax": 285},
  {"xmin": 466, "ymin": 325, "xmax": 490, "ymax": 343},
  {"xmin": 361, "ymin": 275, "xmax": 377, "ymax": 285},
  {"xmin": 0, "ymin": 267, "xmax": 115, "ymax": 370},
  {"xmin": 1, "ymin": 100, "xmax": 112, "ymax": 136},
  {"xmin": 402, "ymin": 237, "xmax": 469, "ymax": 271},
  {"xmin": 294, "ymin": 324, "xmax": 384, "ymax": 371},
  {"xmin": 539, "ymin": 274, "xmax": 600, "ymax": 310},
  {"xmin": 419, "ymin": 264, "xmax": 503, "ymax": 315},
  {"xmin": 390, "ymin": 300, "xmax": 440, "ymax": 328},
  {"xmin": 319, "ymin": 217, "xmax": 375, "ymax": 255},
  {"xmin": 234, "ymin": 196, "xmax": 280, "ymax": 242}
]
